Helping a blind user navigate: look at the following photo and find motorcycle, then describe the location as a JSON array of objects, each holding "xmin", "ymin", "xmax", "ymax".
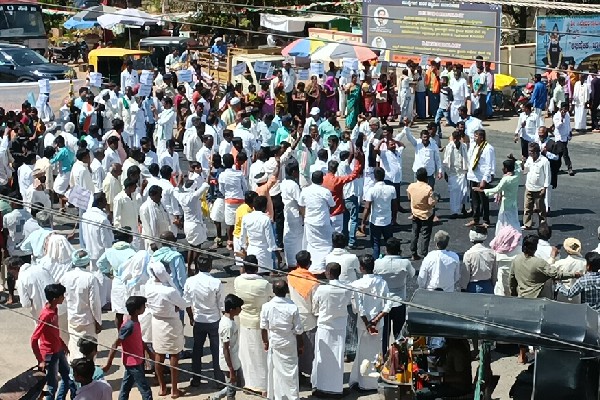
[{"xmin": 49, "ymin": 40, "xmax": 88, "ymax": 64}]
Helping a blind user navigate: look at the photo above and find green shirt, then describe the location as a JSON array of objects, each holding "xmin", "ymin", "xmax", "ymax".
[
  {"xmin": 509, "ymin": 253, "xmax": 574, "ymax": 299},
  {"xmin": 0, "ymin": 200, "xmax": 12, "ymax": 216}
]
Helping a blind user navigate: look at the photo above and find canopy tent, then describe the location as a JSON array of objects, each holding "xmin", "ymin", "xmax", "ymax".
[
  {"xmin": 64, "ymin": 18, "xmax": 98, "ymax": 29},
  {"xmin": 97, "ymin": 8, "xmax": 159, "ymax": 29},
  {"xmin": 311, "ymin": 41, "xmax": 377, "ymax": 62},
  {"xmin": 281, "ymin": 38, "xmax": 325, "ymax": 57},
  {"xmin": 406, "ymin": 290, "xmax": 600, "ymax": 353},
  {"xmin": 260, "ymin": 13, "xmax": 348, "ymax": 33}
]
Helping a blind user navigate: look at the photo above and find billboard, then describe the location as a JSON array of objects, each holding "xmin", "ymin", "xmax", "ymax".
[
  {"xmin": 536, "ymin": 15, "xmax": 600, "ymax": 70},
  {"xmin": 363, "ymin": 0, "xmax": 501, "ymax": 68}
]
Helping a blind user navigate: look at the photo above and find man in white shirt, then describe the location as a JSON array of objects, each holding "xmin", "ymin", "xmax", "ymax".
[
  {"xmin": 3, "ymin": 194, "xmax": 31, "ymax": 258},
  {"xmin": 81, "ymin": 193, "xmax": 114, "ymax": 307},
  {"xmin": 240, "ymin": 196, "xmax": 277, "ymax": 274},
  {"xmin": 156, "ymin": 165, "xmax": 182, "ymax": 234},
  {"xmin": 72, "ymin": 359, "xmax": 112, "ymax": 400},
  {"xmin": 374, "ymin": 237, "xmax": 415, "ymax": 354},
  {"xmin": 399, "ymin": 127, "xmax": 442, "ymax": 188},
  {"xmin": 361, "ymin": 167, "xmax": 397, "ymax": 259},
  {"xmin": 102, "ymin": 163, "xmax": 122, "ymax": 215},
  {"xmin": 466, "ymin": 129, "xmax": 495, "ymax": 227},
  {"xmin": 10, "ymin": 257, "xmax": 53, "ymax": 320},
  {"xmin": 349, "ymin": 255, "xmax": 392, "ymax": 391},
  {"xmin": 219, "ymin": 154, "xmax": 249, "ymax": 248},
  {"xmin": 158, "ymin": 139, "xmax": 182, "ymax": 183},
  {"xmin": 449, "ymin": 70, "xmax": 469, "ymax": 123},
  {"xmin": 325, "ymin": 232, "xmax": 360, "ymax": 284},
  {"xmin": 280, "ymin": 163, "xmax": 304, "ymax": 268},
  {"xmin": 458, "ymin": 105, "xmax": 484, "ymax": 140},
  {"xmin": 260, "ymin": 280, "xmax": 303, "ymax": 400},
  {"xmin": 376, "ymin": 133, "xmax": 406, "ymax": 222},
  {"xmin": 311, "ymin": 262, "xmax": 352, "ymax": 396},
  {"xmin": 282, "ymin": 62, "xmax": 296, "ymax": 106},
  {"xmin": 120, "ymin": 60, "xmax": 139, "ymax": 94},
  {"xmin": 60, "ymin": 249, "xmax": 103, "ymax": 359},
  {"xmin": 303, "ymin": 107, "xmax": 324, "ymax": 136},
  {"xmin": 103, "ymin": 136, "xmax": 121, "ymax": 173},
  {"xmin": 17, "ymin": 153, "xmax": 35, "ymax": 201},
  {"xmin": 417, "ymin": 230, "xmax": 461, "ymax": 292},
  {"xmin": 255, "ymin": 114, "xmax": 279, "ymax": 148},
  {"xmin": 309, "ymin": 149, "xmax": 329, "ymax": 177},
  {"xmin": 139, "ymin": 185, "xmax": 171, "ymax": 250},
  {"xmin": 299, "ymin": 171, "xmax": 335, "ymax": 274},
  {"xmin": 234, "ymin": 117, "xmax": 260, "ymax": 159},
  {"xmin": 522, "ymin": 142, "xmax": 550, "ymax": 230},
  {"xmin": 552, "ymin": 103, "xmax": 574, "ymax": 176},
  {"xmin": 183, "ymin": 255, "xmax": 225, "ymax": 387},
  {"xmin": 514, "ymin": 103, "xmax": 539, "ymax": 160}
]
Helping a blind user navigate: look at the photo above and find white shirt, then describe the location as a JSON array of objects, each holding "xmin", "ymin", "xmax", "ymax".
[
  {"xmin": 364, "ymin": 181, "xmax": 396, "ymax": 226},
  {"xmin": 374, "ymin": 256, "xmax": 416, "ymax": 301},
  {"xmin": 233, "ymin": 126, "xmax": 259, "ymax": 157},
  {"xmin": 256, "ymin": 121, "xmax": 279, "ymax": 147},
  {"xmin": 143, "ymin": 150, "xmax": 158, "ymax": 167},
  {"xmin": 70, "ymin": 160, "xmax": 94, "ymax": 193},
  {"xmin": 379, "ymin": 146, "xmax": 403, "ymax": 183},
  {"xmin": 173, "ymin": 183, "xmax": 210, "ymax": 224},
  {"xmin": 184, "ymin": 132, "xmax": 203, "ymax": 162},
  {"xmin": 145, "ymin": 281, "xmax": 188, "ymax": 319},
  {"xmin": 298, "ymin": 183, "xmax": 335, "ymax": 226},
  {"xmin": 158, "ymin": 150, "xmax": 182, "ymax": 176},
  {"xmin": 462, "ymin": 116, "xmax": 484, "ymax": 140},
  {"xmin": 74, "ymin": 380, "xmax": 112, "ymax": 400},
  {"xmin": 240, "ymin": 210, "xmax": 277, "ymax": 251},
  {"xmin": 337, "ymin": 160, "xmax": 361, "ymax": 199},
  {"xmin": 524, "ymin": 156, "xmax": 550, "ymax": 192},
  {"xmin": 113, "ymin": 190, "xmax": 141, "ymax": 229},
  {"xmin": 183, "ymin": 271, "xmax": 224, "ymax": 323},
  {"xmin": 417, "ymin": 249, "xmax": 461, "ymax": 292},
  {"xmin": 17, "ymin": 163, "xmax": 33, "ymax": 200},
  {"xmin": 280, "ymin": 179, "xmax": 302, "ymax": 223},
  {"xmin": 218, "ymin": 168, "xmax": 248, "ymax": 200},
  {"xmin": 139, "ymin": 199, "xmax": 171, "ymax": 239},
  {"xmin": 81, "ymin": 207, "xmax": 114, "ymax": 260},
  {"xmin": 218, "ymin": 317, "xmax": 241, "ymax": 371},
  {"xmin": 309, "ymin": 159, "xmax": 328, "ymax": 177},
  {"xmin": 219, "ymin": 140, "xmax": 233, "ymax": 157},
  {"xmin": 402, "ymin": 129, "xmax": 442, "ymax": 175},
  {"xmin": 553, "ymin": 111, "xmax": 571, "ymax": 143},
  {"xmin": 351, "ymin": 274, "xmax": 392, "ymax": 325},
  {"xmin": 248, "ymin": 159, "xmax": 265, "ymax": 191},
  {"xmin": 16, "ymin": 263, "xmax": 54, "ymax": 319},
  {"xmin": 450, "ymin": 77, "xmax": 469, "ymax": 102},
  {"xmin": 288, "ymin": 277, "xmax": 318, "ymax": 332},
  {"xmin": 467, "ymin": 142, "xmax": 495, "ymax": 183},
  {"xmin": 89, "ymin": 158, "xmax": 105, "ymax": 193},
  {"xmin": 282, "ymin": 68, "xmax": 296, "ymax": 93},
  {"xmin": 156, "ymin": 178, "xmax": 181, "ymax": 216},
  {"xmin": 103, "ymin": 148, "xmax": 121, "ymax": 173},
  {"xmin": 515, "ymin": 111, "xmax": 538, "ymax": 143},
  {"xmin": 60, "ymin": 267, "xmax": 102, "ymax": 326},
  {"xmin": 260, "ymin": 296, "xmax": 303, "ymax": 348},
  {"xmin": 324, "ymin": 248, "xmax": 360, "ymax": 283},
  {"xmin": 312, "ymin": 280, "xmax": 352, "ymax": 330},
  {"xmin": 120, "ymin": 69, "xmax": 139, "ymax": 92}
]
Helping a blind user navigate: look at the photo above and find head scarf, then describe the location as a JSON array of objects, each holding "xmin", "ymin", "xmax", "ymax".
[
  {"xmin": 563, "ymin": 238, "xmax": 582, "ymax": 256},
  {"xmin": 490, "ymin": 226, "xmax": 522, "ymax": 254},
  {"xmin": 324, "ymin": 75, "xmax": 336, "ymax": 92},
  {"xmin": 149, "ymin": 260, "xmax": 175, "ymax": 287},
  {"xmin": 71, "ymin": 249, "xmax": 90, "ymax": 268},
  {"xmin": 469, "ymin": 229, "xmax": 488, "ymax": 243}
]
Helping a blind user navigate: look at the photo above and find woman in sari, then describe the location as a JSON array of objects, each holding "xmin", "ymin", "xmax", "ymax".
[
  {"xmin": 174, "ymin": 84, "xmax": 190, "ymax": 144},
  {"xmin": 375, "ymin": 74, "xmax": 390, "ymax": 125},
  {"xmin": 306, "ymin": 74, "xmax": 321, "ymax": 110},
  {"xmin": 322, "ymin": 75, "xmax": 338, "ymax": 114},
  {"xmin": 258, "ymin": 82, "xmax": 274, "ymax": 117},
  {"xmin": 274, "ymin": 80, "xmax": 288, "ymax": 113},
  {"xmin": 362, "ymin": 75, "xmax": 375, "ymax": 115},
  {"xmin": 292, "ymin": 82, "xmax": 307, "ymax": 122},
  {"xmin": 345, "ymin": 74, "xmax": 361, "ymax": 129}
]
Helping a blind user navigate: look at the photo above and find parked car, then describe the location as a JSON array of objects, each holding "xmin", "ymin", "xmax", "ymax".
[{"xmin": 0, "ymin": 43, "xmax": 74, "ymax": 82}]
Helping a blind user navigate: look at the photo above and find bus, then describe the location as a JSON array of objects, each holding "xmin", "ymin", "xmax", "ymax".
[{"xmin": 0, "ymin": 0, "xmax": 47, "ymax": 55}]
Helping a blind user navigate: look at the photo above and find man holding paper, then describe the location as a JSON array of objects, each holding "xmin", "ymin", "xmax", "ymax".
[{"xmin": 120, "ymin": 59, "xmax": 139, "ymax": 93}]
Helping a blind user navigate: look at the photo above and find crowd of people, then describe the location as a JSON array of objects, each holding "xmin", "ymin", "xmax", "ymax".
[{"xmin": 1, "ymin": 52, "xmax": 600, "ymax": 400}]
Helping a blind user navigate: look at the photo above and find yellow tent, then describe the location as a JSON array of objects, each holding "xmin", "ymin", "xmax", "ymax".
[{"xmin": 494, "ymin": 74, "xmax": 518, "ymax": 90}]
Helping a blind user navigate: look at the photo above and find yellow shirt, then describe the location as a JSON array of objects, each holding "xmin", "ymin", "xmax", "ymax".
[{"xmin": 233, "ymin": 204, "xmax": 252, "ymax": 238}]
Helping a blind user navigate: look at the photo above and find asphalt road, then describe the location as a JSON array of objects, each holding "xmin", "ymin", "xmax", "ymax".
[{"xmin": 1, "ymin": 114, "xmax": 600, "ymax": 399}]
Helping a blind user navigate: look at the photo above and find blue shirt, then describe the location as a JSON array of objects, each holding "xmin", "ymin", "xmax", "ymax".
[
  {"xmin": 49, "ymin": 147, "xmax": 75, "ymax": 173},
  {"xmin": 142, "ymin": 97, "xmax": 156, "ymax": 124},
  {"xmin": 210, "ymin": 43, "xmax": 227, "ymax": 56},
  {"xmin": 531, "ymin": 81, "xmax": 548, "ymax": 110}
]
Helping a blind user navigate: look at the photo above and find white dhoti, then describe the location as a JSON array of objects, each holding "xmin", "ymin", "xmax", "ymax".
[
  {"xmin": 339, "ymin": 90, "xmax": 347, "ymax": 116},
  {"xmin": 224, "ymin": 202, "xmax": 241, "ymax": 226},
  {"xmin": 349, "ymin": 323, "xmax": 382, "ymax": 390},
  {"xmin": 184, "ymin": 220, "xmax": 207, "ymax": 246},
  {"xmin": 68, "ymin": 323, "xmax": 96, "ymax": 361},
  {"xmin": 111, "ymin": 277, "xmax": 128, "ymax": 315},
  {"xmin": 239, "ymin": 327, "xmax": 268, "ymax": 392},
  {"xmin": 399, "ymin": 90, "xmax": 411, "ymax": 120},
  {"xmin": 311, "ymin": 327, "xmax": 346, "ymax": 394},
  {"xmin": 574, "ymin": 105, "xmax": 587, "ymax": 130},
  {"xmin": 330, "ymin": 214, "xmax": 343, "ymax": 233},
  {"xmin": 303, "ymin": 222, "xmax": 332, "ymax": 272},
  {"xmin": 283, "ymin": 219, "xmax": 304, "ymax": 268},
  {"xmin": 470, "ymin": 94, "xmax": 481, "ymax": 114},
  {"xmin": 447, "ymin": 174, "xmax": 468, "ymax": 214},
  {"xmin": 209, "ymin": 197, "xmax": 225, "ymax": 223},
  {"xmin": 267, "ymin": 343, "xmax": 300, "ymax": 400},
  {"xmin": 58, "ymin": 311, "xmax": 69, "ymax": 348},
  {"xmin": 494, "ymin": 266, "xmax": 511, "ymax": 296},
  {"xmin": 92, "ymin": 269, "xmax": 111, "ymax": 307},
  {"xmin": 140, "ymin": 306, "xmax": 153, "ymax": 343},
  {"xmin": 151, "ymin": 315, "xmax": 184, "ymax": 354},
  {"xmin": 53, "ymin": 171, "xmax": 70, "ymax": 195},
  {"xmin": 450, "ymin": 102, "xmax": 463, "ymax": 125},
  {"xmin": 535, "ymin": 108, "xmax": 545, "ymax": 128},
  {"xmin": 494, "ymin": 207, "xmax": 521, "ymax": 237},
  {"xmin": 362, "ymin": 170, "xmax": 375, "ymax": 198}
]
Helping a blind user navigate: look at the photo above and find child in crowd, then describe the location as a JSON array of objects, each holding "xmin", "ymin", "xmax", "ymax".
[
  {"xmin": 103, "ymin": 296, "xmax": 153, "ymax": 400},
  {"xmin": 72, "ymin": 358, "xmax": 112, "ymax": 400},
  {"xmin": 210, "ymin": 294, "xmax": 244, "ymax": 400}
]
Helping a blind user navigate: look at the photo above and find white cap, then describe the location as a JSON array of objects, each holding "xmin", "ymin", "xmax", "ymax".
[
  {"xmin": 230, "ymin": 97, "xmax": 241, "ymax": 106},
  {"xmin": 310, "ymin": 106, "xmax": 320, "ymax": 115}
]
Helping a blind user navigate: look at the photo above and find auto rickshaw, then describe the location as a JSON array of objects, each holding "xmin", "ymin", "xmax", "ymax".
[
  {"xmin": 377, "ymin": 290, "xmax": 600, "ymax": 400},
  {"xmin": 87, "ymin": 47, "xmax": 153, "ymax": 85}
]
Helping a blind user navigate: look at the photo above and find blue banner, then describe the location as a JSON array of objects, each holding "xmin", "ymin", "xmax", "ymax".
[{"xmin": 536, "ymin": 15, "xmax": 600, "ymax": 70}]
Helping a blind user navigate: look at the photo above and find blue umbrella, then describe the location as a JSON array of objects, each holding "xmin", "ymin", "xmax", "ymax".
[{"xmin": 64, "ymin": 17, "xmax": 98, "ymax": 29}]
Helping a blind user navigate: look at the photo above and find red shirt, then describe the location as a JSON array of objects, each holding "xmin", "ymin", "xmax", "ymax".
[
  {"xmin": 119, "ymin": 319, "xmax": 144, "ymax": 366},
  {"xmin": 31, "ymin": 305, "xmax": 65, "ymax": 362},
  {"xmin": 322, "ymin": 160, "xmax": 362, "ymax": 216}
]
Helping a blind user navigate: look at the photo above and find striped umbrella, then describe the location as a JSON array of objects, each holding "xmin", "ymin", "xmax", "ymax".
[
  {"xmin": 311, "ymin": 41, "xmax": 377, "ymax": 62},
  {"xmin": 281, "ymin": 38, "xmax": 325, "ymax": 58}
]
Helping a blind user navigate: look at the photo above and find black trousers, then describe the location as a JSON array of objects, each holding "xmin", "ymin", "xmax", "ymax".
[
  {"xmin": 271, "ymin": 193, "xmax": 284, "ymax": 248},
  {"xmin": 592, "ymin": 101, "xmax": 600, "ymax": 130},
  {"xmin": 554, "ymin": 140, "xmax": 572, "ymax": 170},
  {"xmin": 382, "ymin": 305, "xmax": 406, "ymax": 355},
  {"xmin": 520, "ymin": 138, "xmax": 530, "ymax": 159},
  {"xmin": 145, "ymin": 122, "xmax": 156, "ymax": 150},
  {"xmin": 470, "ymin": 180, "xmax": 490, "ymax": 224},
  {"xmin": 411, "ymin": 215, "xmax": 433, "ymax": 257}
]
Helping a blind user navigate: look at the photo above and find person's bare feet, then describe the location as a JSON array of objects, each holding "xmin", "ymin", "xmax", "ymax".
[
  {"xmin": 5, "ymin": 296, "xmax": 14, "ymax": 305},
  {"xmin": 171, "ymin": 389, "xmax": 185, "ymax": 399},
  {"xmin": 158, "ymin": 388, "xmax": 168, "ymax": 397}
]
